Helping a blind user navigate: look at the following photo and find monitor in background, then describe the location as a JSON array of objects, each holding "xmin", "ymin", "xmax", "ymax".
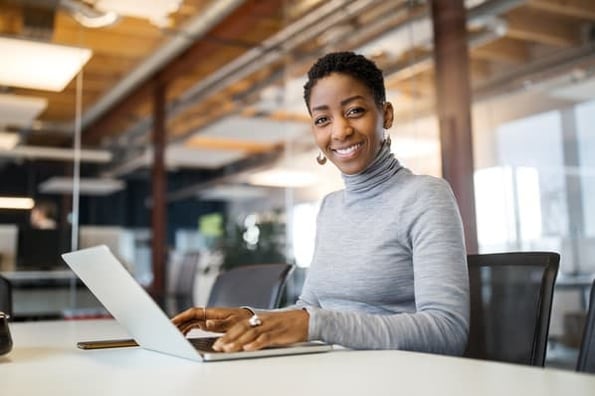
[{"xmin": 16, "ymin": 227, "xmax": 70, "ymax": 270}]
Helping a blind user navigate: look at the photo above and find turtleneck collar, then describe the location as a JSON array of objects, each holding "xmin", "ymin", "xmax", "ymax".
[{"xmin": 342, "ymin": 142, "xmax": 402, "ymax": 197}]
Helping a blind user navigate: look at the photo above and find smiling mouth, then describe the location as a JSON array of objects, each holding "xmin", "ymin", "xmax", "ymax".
[{"xmin": 332, "ymin": 142, "xmax": 363, "ymax": 157}]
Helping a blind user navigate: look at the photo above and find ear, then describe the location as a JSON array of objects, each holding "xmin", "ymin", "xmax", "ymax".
[{"xmin": 383, "ymin": 102, "xmax": 394, "ymax": 129}]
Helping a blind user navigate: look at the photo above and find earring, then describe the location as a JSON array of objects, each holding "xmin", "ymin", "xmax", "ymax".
[{"xmin": 316, "ymin": 152, "xmax": 327, "ymax": 165}]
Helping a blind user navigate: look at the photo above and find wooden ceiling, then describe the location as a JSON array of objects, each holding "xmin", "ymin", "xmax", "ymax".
[{"xmin": 1, "ymin": 0, "xmax": 594, "ymax": 176}]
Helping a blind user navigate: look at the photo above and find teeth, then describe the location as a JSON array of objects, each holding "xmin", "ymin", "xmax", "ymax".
[{"xmin": 335, "ymin": 143, "xmax": 361, "ymax": 155}]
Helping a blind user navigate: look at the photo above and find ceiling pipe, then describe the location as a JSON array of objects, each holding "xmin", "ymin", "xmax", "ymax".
[
  {"xmin": 79, "ymin": 0, "xmax": 245, "ymax": 131},
  {"xmin": 474, "ymin": 41, "xmax": 595, "ymax": 101},
  {"xmin": 21, "ymin": 0, "xmax": 245, "ymax": 136},
  {"xmin": 100, "ymin": 0, "xmax": 526, "ymax": 179},
  {"xmin": 60, "ymin": 0, "xmax": 119, "ymax": 29},
  {"xmin": 384, "ymin": 17, "xmax": 508, "ymax": 81},
  {"xmin": 117, "ymin": 0, "xmax": 373, "ymax": 145},
  {"xmin": 120, "ymin": 0, "xmax": 523, "ymax": 147}
]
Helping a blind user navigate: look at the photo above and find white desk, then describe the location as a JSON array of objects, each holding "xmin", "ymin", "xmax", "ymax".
[{"xmin": 1, "ymin": 320, "xmax": 594, "ymax": 396}]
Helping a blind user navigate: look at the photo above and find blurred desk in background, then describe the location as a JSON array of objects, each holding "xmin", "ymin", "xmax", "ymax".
[{"xmin": 1, "ymin": 270, "xmax": 104, "ymax": 320}]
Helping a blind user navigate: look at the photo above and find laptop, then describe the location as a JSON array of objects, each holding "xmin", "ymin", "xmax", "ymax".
[{"xmin": 61, "ymin": 245, "xmax": 332, "ymax": 362}]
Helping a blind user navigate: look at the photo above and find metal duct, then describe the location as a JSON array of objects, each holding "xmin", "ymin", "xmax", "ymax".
[
  {"xmin": 60, "ymin": 0, "xmax": 119, "ymax": 29},
  {"xmin": 80, "ymin": 0, "xmax": 245, "ymax": 130}
]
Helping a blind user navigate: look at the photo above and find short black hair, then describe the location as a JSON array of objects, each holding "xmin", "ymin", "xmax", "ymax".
[{"xmin": 303, "ymin": 51, "xmax": 386, "ymax": 112}]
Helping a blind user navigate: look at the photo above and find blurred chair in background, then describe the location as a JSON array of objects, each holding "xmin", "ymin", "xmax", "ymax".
[
  {"xmin": 166, "ymin": 251, "xmax": 201, "ymax": 315},
  {"xmin": 0, "ymin": 274, "xmax": 12, "ymax": 318},
  {"xmin": 464, "ymin": 252, "xmax": 560, "ymax": 366},
  {"xmin": 207, "ymin": 264, "xmax": 293, "ymax": 309},
  {"xmin": 576, "ymin": 279, "xmax": 595, "ymax": 374}
]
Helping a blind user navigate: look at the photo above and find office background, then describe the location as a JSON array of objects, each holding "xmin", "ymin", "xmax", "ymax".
[{"xmin": 0, "ymin": 0, "xmax": 593, "ymax": 369}]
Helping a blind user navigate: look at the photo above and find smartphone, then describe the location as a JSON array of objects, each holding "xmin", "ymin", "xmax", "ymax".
[{"xmin": 77, "ymin": 338, "xmax": 139, "ymax": 350}]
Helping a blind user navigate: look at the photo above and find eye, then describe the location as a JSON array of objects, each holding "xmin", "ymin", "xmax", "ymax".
[
  {"xmin": 314, "ymin": 116, "xmax": 329, "ymax": 126},
  {"xmin": 346, "ymin": 107, "xmax": 365, "ymax": 117}
]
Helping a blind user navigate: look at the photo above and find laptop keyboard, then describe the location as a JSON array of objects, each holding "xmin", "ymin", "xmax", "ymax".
[{"xmin": 188, "ymin": 336, "xmax": 219, "ymax": 353}]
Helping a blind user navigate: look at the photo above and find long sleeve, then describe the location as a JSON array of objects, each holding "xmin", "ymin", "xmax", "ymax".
[{"xmin": 295, "ymin": 168, "xmax": 469, "ymax": 356}]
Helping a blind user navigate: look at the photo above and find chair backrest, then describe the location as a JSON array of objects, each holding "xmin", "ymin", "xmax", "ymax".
[
  {"xmin": 172, "ymin": 252, "xmax": 201, "ymax": 297},
  {"xmin": 576, "ymin": 279, "xmax": 595, "ymax": 373},
  {"xmin": 207, "ymin": 264, "xmax": 294, "ymax": 309},
  {"xmin": 166, "ymin": 251, "xmax": 200, "ymax": 313},
  {"xmin": 464, "ymin": 252, "xmax": 559, "ymax": 366},
  {"xmin": 0, "ymin": 274, "xmax": 12, "ymax": 318}
]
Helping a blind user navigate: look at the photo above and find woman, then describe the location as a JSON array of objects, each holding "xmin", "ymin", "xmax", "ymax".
[{"xmin": 173, "ymin": 52, "xmax": 469, "ymax": 356}]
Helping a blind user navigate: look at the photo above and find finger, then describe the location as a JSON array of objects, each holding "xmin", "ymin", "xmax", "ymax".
[
  {"xmin": 178, "ymin": 321, "xmax": 202, "ymax": 335},
  {"xmin": 203, "ymin": 310, "xmax": 252, "ymax": 332},
  {"xmin": 243, "ymin": 313, "xmax": 307, "ymax": 350},
  {"xmin": 216, "ymin": 327, "xmax": 263, "ymax": 353},
  {"xmin": 203, "ymin": 317, "xmax": 238, "ymax": 333},
  {"xmin": 214, "ymin": 317, "xmax": 273, "ymax": 352},
  {"xmin": 171, "ymin": 307, "xmax": 204, "ymax": 326},
  {"xmin": 243, "ymin": 331, "xmax": 279, "ymax": 351}
]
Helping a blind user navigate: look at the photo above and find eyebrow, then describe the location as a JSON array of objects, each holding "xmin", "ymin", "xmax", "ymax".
[{"xmin": 311, "ymin": 95, "xmax": 365, "ymax": 113}]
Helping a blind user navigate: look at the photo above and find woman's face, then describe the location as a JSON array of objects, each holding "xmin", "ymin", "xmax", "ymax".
[{"xmin": 308, "ymin": 72, "xmax": 393, "ymax": 175}]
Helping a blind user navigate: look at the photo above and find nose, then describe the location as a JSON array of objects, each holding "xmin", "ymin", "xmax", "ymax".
[{"xmin": 331, "ymin": 117, "xmax": 354, "ymax": 141}]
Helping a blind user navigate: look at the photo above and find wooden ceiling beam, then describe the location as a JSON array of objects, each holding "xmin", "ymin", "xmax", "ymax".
[
  {"xmin": 469, "ymin": 59, "xmax": 492, "ymax": 81},
  {"xmin": 184, "ymin": 136, "xmax": 279, "ymax": 154},
  {"xmin": 160, "ymin": 0, "xmax": 283, "ymax": 84},
  {"xmin": 84, "ymin": 84, "xmax": 152, "ymax": 143},
  {"xmin": 54, "ymin": 12, "xmax": 163, "ymax": 38},
  {"xmin": 505, "ymin": 7, "xmax": 583, "ymax": 47},
  {"xmin": 168, "ymin": 100, "xmax": 236, "ymax": 139},
  {"xmin": 471, "ymin": 37, "xmax": 530, "ymax": 64},
  {"xmin": 526, "ymin": 0, "xmax": 595, "ymax": 21},
  {"xmin": 84, "ymin": 0, "xmax": 284, "ymax": 144},
  {"xmin": 0, "ymin": 3, "xmax": 21, "ymax": 34},
  {"xmin": 266, "ymin": 111, "xmax": 310, "ymax": 123},
  {"xmin": 84, "ymin": 55, "xmax": 140, "ymax": 74},
  {"xmin": 53, "ymin": 28, "xmax": 160, "ymax": 58}
]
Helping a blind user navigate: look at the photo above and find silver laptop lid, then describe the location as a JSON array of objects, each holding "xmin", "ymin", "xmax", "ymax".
[{"xmin": 62, "ymin": 245, "xmax": 202, "ymax": 362}]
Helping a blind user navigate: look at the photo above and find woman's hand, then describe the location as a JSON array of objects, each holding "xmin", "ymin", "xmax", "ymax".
[
  {"xmin": 172, "ymin": 307, "xmax": 251, "ymax": 335},
  {"xmin": 212, "ymin": 309, "xmax": 309, "ymax": 352}
]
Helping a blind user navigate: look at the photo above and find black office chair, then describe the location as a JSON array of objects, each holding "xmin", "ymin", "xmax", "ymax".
[
  {"xmin": 464, "ymin": 252, "xmax": 559, "ymax": 366},
  {"xmin": 0, "ymin": 274, "xmax": 12, "ymax": 318},
  {"xmin": 576, "ymin": 279, "xmax": 595, "ymax": 373},
  {"xmin": 207, "ymin": 264, "xmax": 294, "ymax": 309}
]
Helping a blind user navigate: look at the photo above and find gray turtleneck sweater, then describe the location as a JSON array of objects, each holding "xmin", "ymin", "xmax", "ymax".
[{"xmin": 295, "ymin": 145, "xmax": 469, "ymax": 356}]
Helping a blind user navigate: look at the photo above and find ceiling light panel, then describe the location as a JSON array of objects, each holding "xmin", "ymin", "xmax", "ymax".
[
  {"xmin": 0, "ymin": 197, "xmax": 34, "ymax": 210},
  {"xmin": 0, "ymin": 37, "xmax": 92, "ymax": 91},
  {"xmin": 39, "ymin": 177, "xmax": 124, "ymax": 195},
  {"xmin": 0, "ymin": 94, "xmax": 48, "ymax": 126}
]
